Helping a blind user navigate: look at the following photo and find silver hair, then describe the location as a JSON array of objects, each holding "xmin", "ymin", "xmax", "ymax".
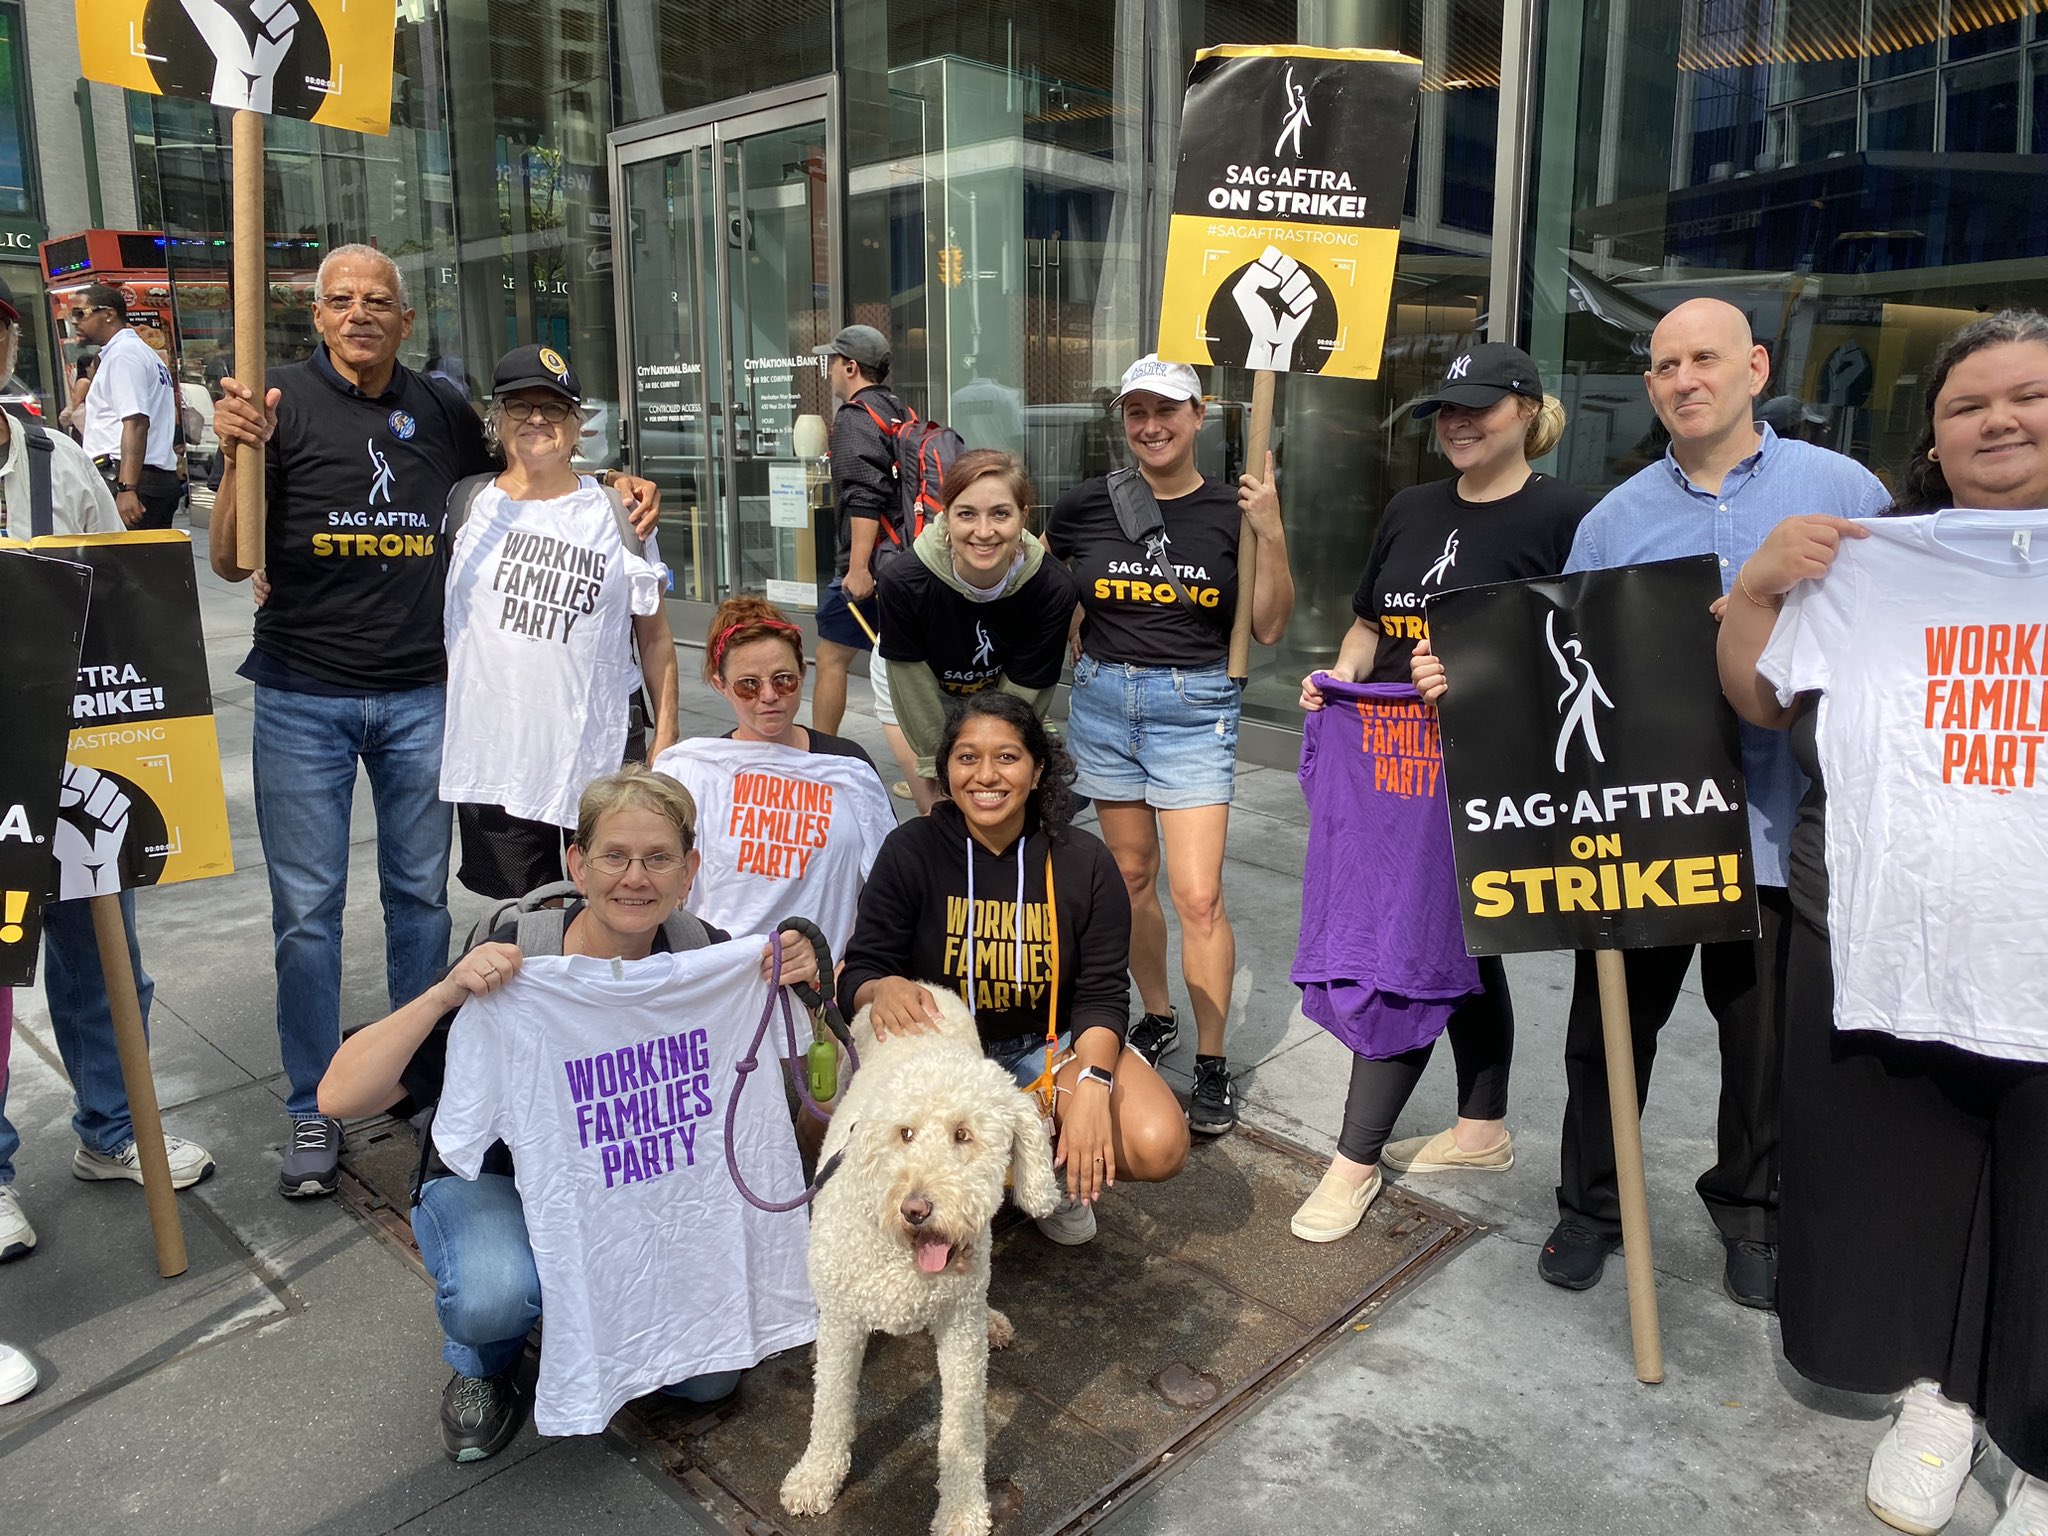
[{"xmin": 314, "ymin": 244, "xmax": 410, "ymax": 309}]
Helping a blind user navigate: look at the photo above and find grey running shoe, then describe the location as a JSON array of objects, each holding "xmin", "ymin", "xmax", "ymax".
[
  {"xmin": 279, "ymin": 1115, "xmax": 341, "ymax": 1198},
  {"xmin": 440, "ymin": 1370, "xmax": 527, "ymax": 1463}
]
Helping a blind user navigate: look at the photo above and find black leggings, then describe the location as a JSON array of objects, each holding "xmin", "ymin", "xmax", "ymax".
[{"xmin": 1337, "ymin": 957, "xmax": 1512, "ymax": 1165}]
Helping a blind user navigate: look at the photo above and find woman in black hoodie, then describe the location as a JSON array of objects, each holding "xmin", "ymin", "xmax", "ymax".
[{"xmin": 839, "ymin": 692, "xmax": 1189, "ymax": 1244}]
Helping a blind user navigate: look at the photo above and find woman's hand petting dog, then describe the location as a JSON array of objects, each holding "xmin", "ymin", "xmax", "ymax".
[
  {"xmin": 867, "ymin": 977, "xmax": 943, "ymax": 1038},
  {"xmin": 1056, "ymin": 1082, "xmax": 1115, "ymax": 1205},
  {"xmin": 761, "ymin": 928, "xmax": 821, "ymax": 990}
]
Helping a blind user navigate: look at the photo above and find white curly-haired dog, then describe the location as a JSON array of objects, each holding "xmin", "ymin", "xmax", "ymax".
[{"xmin": 781, "ymin": 983, "xmax": 1061, "ymax": 1536}]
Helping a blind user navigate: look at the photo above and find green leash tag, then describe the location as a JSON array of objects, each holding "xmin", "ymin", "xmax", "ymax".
[{"xmin": 806, "ymin": 1038, "xmax": 838, "ymax": 1102}]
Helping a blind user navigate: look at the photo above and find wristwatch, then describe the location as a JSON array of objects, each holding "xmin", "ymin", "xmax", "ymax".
[
  {"xmin": 1076, "ymin": 1065, "xmax": 1114, "ymax": 1093},
  {"xmin": 113, "ymin": 481, "xmax": 136, "ymax": 494}
]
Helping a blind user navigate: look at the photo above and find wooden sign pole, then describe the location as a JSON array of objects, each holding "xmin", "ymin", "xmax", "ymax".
[
  {"xmin": 90, "ymin": 894, "xmax": 187, "ymax": 1279},
  {"xmin": 232, "ymin": 109, "xmax": 267, "ymax": 571},
  {"xmin": 1228, "ymin": 370, "xmax": 1276, "ymax": 684},
  {"xmin": 1595, "ymin": 947, "xmax": 1662, "ymax": 1383}
]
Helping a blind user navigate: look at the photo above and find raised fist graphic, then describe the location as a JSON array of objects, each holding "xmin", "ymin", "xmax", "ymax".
[
  {"xmin": 178, "ymin": 0, "xmax": 299, "ymax": 114},
  {"xmin": 1233, "ymin": 245, "xmax": 1317, "ymax": 371},
  {"xmin": 55, "ymin": 765, "xmax": 132, "ymax": 900}
]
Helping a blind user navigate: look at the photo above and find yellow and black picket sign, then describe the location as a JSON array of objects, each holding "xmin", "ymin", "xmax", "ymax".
[
  {"xmin": 1158, "ymin": 45, "xmax": 1422, "ymax": 380},
  {"xmin": 0, "ymin": 545, "xmax": 93, "ymax": 987},
  {"xmin": 76, "ymin": 0, "xmax": 397, "ymax": 132},
  {"xmin": 29, "ymin": 532, "xmax": 234, "ymax": 893}
]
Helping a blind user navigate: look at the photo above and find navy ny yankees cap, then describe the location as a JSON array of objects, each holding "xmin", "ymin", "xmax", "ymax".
[
  {"xmin": 1411, "ymin": 342, "xmax": 1544, "ymax": 418},
  {"xmin": 493, "ymin": 343, "xmax": 582, "ymax": 402}
]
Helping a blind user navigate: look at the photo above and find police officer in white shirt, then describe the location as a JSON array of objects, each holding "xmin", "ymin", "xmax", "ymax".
[
  {"xmin": 0, "ymin": 275, "xmax": 218, "ymax": 1273},
  {"xmin": 72, "ymin": 282, "xmax": 182, "ymax": 530}
]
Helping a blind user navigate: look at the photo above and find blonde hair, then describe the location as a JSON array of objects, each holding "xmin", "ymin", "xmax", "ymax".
[
  {"xmin": 574, "ymin": 766, "xmax": 698, "ymax": 854},
  {"xmin": 1524, "ymin": 394, "xmax": 1567, "ymax": 459}
]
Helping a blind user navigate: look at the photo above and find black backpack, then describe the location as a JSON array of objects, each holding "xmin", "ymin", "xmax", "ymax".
[{"xmin": 854, "ymin": 396, "xmax": 965, "ymax": 550}]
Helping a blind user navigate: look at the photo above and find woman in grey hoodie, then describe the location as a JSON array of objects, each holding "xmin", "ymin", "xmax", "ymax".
[{"xmin": 873, "ymin": 450, "xmax": 1080, "ymax": 803}]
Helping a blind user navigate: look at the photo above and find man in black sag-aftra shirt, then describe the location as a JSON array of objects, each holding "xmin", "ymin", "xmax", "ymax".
[{"xmin": 211, "ymin": 244, "xmax": 660, "ymax": 1200}]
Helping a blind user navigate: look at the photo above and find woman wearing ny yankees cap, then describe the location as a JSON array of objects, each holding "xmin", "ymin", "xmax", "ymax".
[
  {"xmin": 1044, "ymin": 354, "xmax": 1293, "ymax": 1138},
  {"xmin": 1292, "ymin": 341, "xmax": 1589, "ymax": 1243},
  {"xmin": 872, "ymin": 450, "xmax": 1079, "ymax": 805},
  {"xmin": 438, "ymin": 344, "xmax": 681, "ymax": 899}
]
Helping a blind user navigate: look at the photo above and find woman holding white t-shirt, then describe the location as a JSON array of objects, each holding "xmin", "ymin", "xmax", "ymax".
[
  {"xmin": 319, "ymin": 767, "xmax": 819, "ymax": 1463},
  {"xmin": 652, "ymin": 597, "xmax": 895, "ymax": 957},
  {"xmin": 440, "ymin": 344, "xmax": 680, "ymax": 900},
  {"xmin": 1719, "ymin": 311, "xmax": 2048, "ymax": 1536}
]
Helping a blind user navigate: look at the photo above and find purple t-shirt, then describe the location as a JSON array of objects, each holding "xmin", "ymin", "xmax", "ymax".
[{"xmin": 1291, "ymin": 676, "xmax": 1480, "ymax": 1058}]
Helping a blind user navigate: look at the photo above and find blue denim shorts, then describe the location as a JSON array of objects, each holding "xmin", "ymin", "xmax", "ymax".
[
  {"xmin": 1064, "ymin": 655, "xmax": 1239, "ymax": 810},
  {"xmin": 990, "ymin": 1031, "xmax": 1073, "ymax": 1090}
]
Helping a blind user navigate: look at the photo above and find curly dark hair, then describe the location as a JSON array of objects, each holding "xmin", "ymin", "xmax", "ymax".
[
  {"xmin": 934, "ymin": 691, "xmax": 1077, "ymax": 839},
  {"xmin": 1891, "ymin": 309, "xmax": 2048, "ymax": 515}
]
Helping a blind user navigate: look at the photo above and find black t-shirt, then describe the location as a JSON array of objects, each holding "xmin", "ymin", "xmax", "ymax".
[
  {"xmin": 719, "ymin": 726, "xmax": 879, "ymax": 772},
  {"xmin": 875, "ymin": 555, "xmax": 1079, "ymax": 693},
  {"xmin": 247, "ymin": 348, "xmax": 491, "ymax": 692},
  {"xmin": 1353, "ymin": 473, "xmax": 1593, "ymax": 683},
  {"xmin": 1047, "ymin": 474, "xmax": 1240, "ymax": 668}
]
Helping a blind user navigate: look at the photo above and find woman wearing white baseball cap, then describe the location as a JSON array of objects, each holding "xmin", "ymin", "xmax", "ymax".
[{"xmin": 1044, "ymin": 353, "xmax": 1293, "ymax": 1137}]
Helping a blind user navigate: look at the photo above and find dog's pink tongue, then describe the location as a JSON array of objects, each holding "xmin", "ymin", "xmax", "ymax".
[{"xmin": 913, "ymin": 1235, "xmax": 953, "ymax": 1274}]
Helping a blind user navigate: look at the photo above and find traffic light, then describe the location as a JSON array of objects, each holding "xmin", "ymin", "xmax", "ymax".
[{"xmin": 938, "ymin": 245, "xmax": 965, "ymax": 287}]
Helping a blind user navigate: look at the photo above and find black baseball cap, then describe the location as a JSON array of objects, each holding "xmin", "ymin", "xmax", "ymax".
[
  {"xmin": 0, "ymin": 278, "xmax": 18, "ymax": 327},
  {"xmin": 493, "ymin": 343, "xmax": 581, "ymax": 402},
  {"xmin": 811, "ymin": 324, "xmax": 890, "ymax": 371},
  {"xmin": 1411, "ymin": 342, "xmax": 1544, "ymax": 418}
]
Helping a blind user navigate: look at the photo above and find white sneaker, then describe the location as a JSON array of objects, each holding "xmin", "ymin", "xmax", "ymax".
[
  {"xmin": 1034, "ymin": 1195, "xmax": 1097, "ymax": 1246},
  {"xmin": 0, "ymin": 1342, "xmax": 36, "ymax": 1405},
  {"xmin": 73, "ymin": 1134, "xmax": 216, "ymax": 1190},
  {"xmin": 0, "ymin": 1187, "xmax": 34, "ymax": 1261},
  {"xmin": 1867, "ymin": 1381, "xmax": 1981, "ymax": 1535},
  {"xmin": 1993, "ymin": 1470, "xmax": 2048, "ymax": 1536}
]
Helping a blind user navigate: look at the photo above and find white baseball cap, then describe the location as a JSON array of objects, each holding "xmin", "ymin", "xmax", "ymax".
[{"xmin": 1111, "ymin": 354, "xmax": 1203, "ymax": 408}]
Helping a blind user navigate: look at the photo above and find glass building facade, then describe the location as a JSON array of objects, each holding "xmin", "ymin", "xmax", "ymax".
[{"xmin": 119, "ymin": 0, "xmax": 2048, "ymax": 742}]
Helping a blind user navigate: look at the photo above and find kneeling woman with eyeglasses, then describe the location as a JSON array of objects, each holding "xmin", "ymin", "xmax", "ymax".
[
  {"xmin": 838, "ymin": 692, "xmax": 1190, "ymax": 1247},
  {"xmin": 651, "ymin": 598, "xmax": 896, "ymax": 957},
  {"xmin": 317, "ymin": 767, "xmax": 821, "ymax": 1463},
  {"xmin": 439, "ymin": 344, "xmax": 680, "ymax": 900}
]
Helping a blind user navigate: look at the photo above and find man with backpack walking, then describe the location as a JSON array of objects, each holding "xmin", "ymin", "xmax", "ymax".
[{"xmin": 810, "ymin": 325, "xmax": 903, "ymax": 737}]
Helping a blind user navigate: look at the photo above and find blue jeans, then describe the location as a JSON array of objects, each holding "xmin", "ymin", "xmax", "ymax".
[
  {"xmin": 0, "ymin": 891, "xmax": 152, "ymax": 1183},
  {"xmin": 413, "ymin": 1173, "xmax": 541, "ymax": 1380},
  {"xmin": 1065, "ymin": 655, "xmax": 1240, "ymax": 810},
  {"xmin": 412, "ymin": 1172, "xmax": 744, "ymax": 1402},
  {"xmin": 252, "ymin": 683, "xmax": 452, "ymax": 1118}
]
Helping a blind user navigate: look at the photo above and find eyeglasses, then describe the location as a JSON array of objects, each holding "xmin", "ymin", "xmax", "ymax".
[
  {"xmin": 316, "ymin": 294, "xmax": 403, "ymax": 316},
  {"xmin": 498, "ymin": 398, "xmax": 577, "ymax": 423},
  {"xmin": 585, "ymin": 851, "xmax": 687, "ymax": 876},
  {"xmin": 729, "ymin": 670, "xmax": 802, "ymax": 700},
  {"xmin": 69, "ymin": 306, "xmax": 108, "ymax": 322}
]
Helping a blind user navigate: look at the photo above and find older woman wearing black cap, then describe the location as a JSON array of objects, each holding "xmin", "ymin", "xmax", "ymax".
[
  {"xmin": 1290, "ymin": 341, "xmax": 1591, "ymax": 1243},
  {"xmin": 438, "ymin": 344, "xmax": 681, "ymax": 899}
]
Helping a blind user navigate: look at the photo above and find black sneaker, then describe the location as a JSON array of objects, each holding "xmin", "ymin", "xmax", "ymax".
[
  {"xmin": 1538, "ymin": 1218, "xmax": 1618, "ymax": 1290},
  {"xmin": 440, "ymin": 1369, "xmax": 528, "ymax": 1463},
  {"xmin": 1187, "ymin": 1058, "xmax": 1238, "ymax": 1136},
  {"xmin": 1127, "ymin": 1010, "xmax": 1180, "ymax": 1068},
  {"xmin": 1721, "ymin": 1238, "xmax": 1778, "ymax": 1311},
  {"xmin": 279, "ymin": 1115, "xmax": 341, "ymax": 1199}
]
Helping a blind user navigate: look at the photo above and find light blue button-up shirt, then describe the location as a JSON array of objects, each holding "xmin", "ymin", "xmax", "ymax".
[{"xmin": 1564, "ymin": 424, "xmax": 1892, "ymax": 887}]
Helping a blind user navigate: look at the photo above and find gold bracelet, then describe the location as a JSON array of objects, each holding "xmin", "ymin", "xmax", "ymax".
[{"xmin": 1736, "ymin": 566, "xmax": 1782, "ymax": 610}]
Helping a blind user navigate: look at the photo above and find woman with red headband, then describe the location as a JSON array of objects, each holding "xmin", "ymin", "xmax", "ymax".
[{"xmin": 651, "ymin": 598, "xmax": 896, "ymax": 954}]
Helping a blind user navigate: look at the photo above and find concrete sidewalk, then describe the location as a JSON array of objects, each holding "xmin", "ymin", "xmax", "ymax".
[{"xmin": 0, "ymin": 527, "xmax": 2004, "ymax": 1536}]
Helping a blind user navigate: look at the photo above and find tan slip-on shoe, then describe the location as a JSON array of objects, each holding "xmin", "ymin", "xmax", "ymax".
[
  {"xmin": 1290, "ymin": 1168, "xmax": 1381, "ymax": 1243},
  {"xmin": 1380, "ymin": 1127, "xmax": 1514, "ymax": 1174}
]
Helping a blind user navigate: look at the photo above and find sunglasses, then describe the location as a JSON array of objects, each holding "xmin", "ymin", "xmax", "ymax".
[
  {"xmin": 728, "ymin": 670, "xmax": 802, "ymax": 700},
  {"xmin": 69, "ymin": 306, "xmax": 109, "ymax": 322}
]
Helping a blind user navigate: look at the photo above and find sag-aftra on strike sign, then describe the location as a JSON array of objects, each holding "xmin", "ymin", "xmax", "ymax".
[
  {"xmin": 1426, "ymin": 557, "xmax": 1761, "ymax": 956},
  {"xmin": 1157, "ymin": 45, "xmax": 1421, "ymax": 381}
]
